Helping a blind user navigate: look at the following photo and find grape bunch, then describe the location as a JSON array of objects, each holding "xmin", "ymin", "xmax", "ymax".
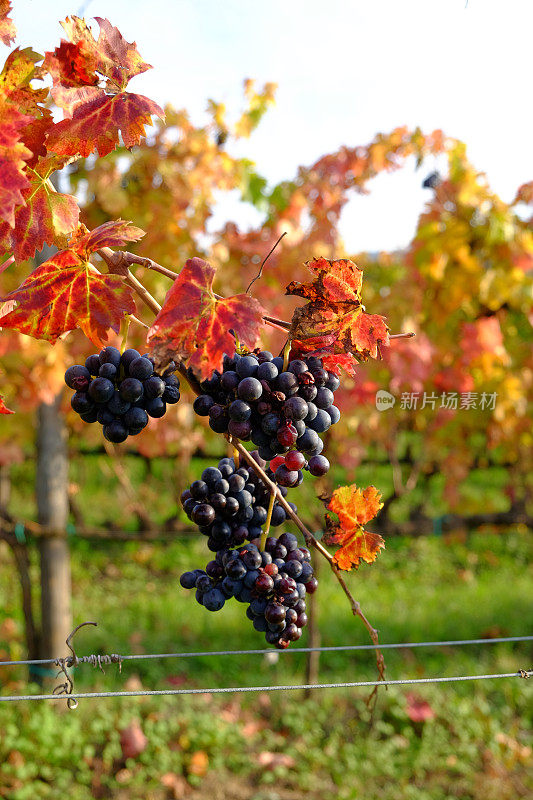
[
  {"xmin": 180, "ymin": 451, "xmax": 297, "ymax": 551},
  {"xmin": 192, "ymin": 351, "xmax": 340, "ymax": 484},
  {"xmin": 64, "ymin": 346, "xmax": 180, "ymax": 443},
  {"xmin": 180, "ymin": 533, "xmax": 316, "ymax": 649}
]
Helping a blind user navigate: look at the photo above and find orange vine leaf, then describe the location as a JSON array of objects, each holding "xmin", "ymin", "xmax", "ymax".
[
  {"xmin": 323, "ymin": 484, "xmax": 384, "ymax": 571},
  {"xmin": 0, "ymin": 221, "xmax": 142, "ymax": 346},
  {"xmin": 44, "ymin": 16, "xmax": 164, "ymax": 157},
  {"xmin": 287, "ymin": 257, "xmax": 390, "ymax": 371},
  {"xmin": 147, "ymin": 257, "xmax": 265, "ymax": 380}
]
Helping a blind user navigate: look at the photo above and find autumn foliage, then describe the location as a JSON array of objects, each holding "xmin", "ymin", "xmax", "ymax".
[{"xmin": 1, "ymin": 2, "xmax": 531, "ymax": 565}]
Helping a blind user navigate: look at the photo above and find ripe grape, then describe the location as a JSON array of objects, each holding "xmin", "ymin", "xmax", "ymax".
[{"xmin": 65, "ymin": 347, "xmax": 180, "ymax": 442}]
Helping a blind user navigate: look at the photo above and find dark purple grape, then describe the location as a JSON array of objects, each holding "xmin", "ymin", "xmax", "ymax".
[
  {"xmin": 206, "ymin": 560, "xmax": 224, "ymax": 579},
  {"xmin": 265, "ymin": 603, "xmax": 286, "ymax": 624},
  {"xmin": 145, "ymin": 397, "xmax": 166, "ymax": 418},
  {"xmin": 236, "ymin": 355, "xmax": 259, "ymax": 378},
  {"xmin": 65, "ymin": 365, "xmax": 91, "ymax": 391},
  {"xmin": 129, "ymin": 357, "xmax": 153, "ymax": 381},
  {"xmin": 99, "ymin": 346, "xmax": 121, "ymax": 368},
  {"xmin": 120, "ymin": 349, "xmax": 141, "ymax": 370},
  {"xmin": 124, "ymin": 406, "xmax": 148, "ymax": 431},
  {"xmin": 183, "ymin": 498, "xmax": 197, "ymax": 517},
  {"xmin": 227, "ymin": 419, "xmax": 252, "ymax": 440},
  {"xmin": 257, "ymin": 361, "xmax": 278, "ymax": 381},
  {"xmin": 209, "ymin": 493, "xmax": 227, "ymax": 512},
  {"xmin": 192, "ymin": 503, "xmax": 216, "ymax": 526},
  {"xmin": 278, "ymin": 532, "xmax": 298, "ymax": 551},
  {"xmin": 228, "ymin": 474, "xmax": 246, "ymax": 493},
  {"xmin": 288, "ymin": 359, "xmax": 308, "ymax": 374},
  {"xmin": 308, "ymin": 455, "xmax": 330, "ymax": 477},
  {"xmin": 272, "ymin": 543, "xmax": 287, "ymax": 560},
  {"xmin": 261, "ymin": 413, "xmax": 280, "ymax": 436},
  {"xmin": 276, "ymin": 372, "xmax": 298, "ymax": 396},
  {"xmin": 193, "ymin": 394, "xmax": 214, "ymax": 416},
  {"xmin": 327, "ymin": 405, "xmax": 341, "ymax": 424},
  {"xmin": 71, "ymin": 392, "xmax": 93, "ymax": 414},
  {"xmin": 180, "ymin": 489, "xmax": 192, "ymax": 505},
  {"xmin": 180, "ymin": 571, "xmax": 199, "ymax": 589},
  {"xmin": 296, "ymin": 612, "xmax": 308, "ymax": 628},
  {"xmin": 98, "ymin": 363, "xmax": 117, "ymax": 380},
  {"xmin": 85, "ymin": 354, "xmax": 101, "ymax": 375},
  {"xmin": 257, "ymin": 350, "xmax": 273, "ymax": 362},
  {"xmin": 296, "ymin": 428, "xmax": 320, "ymax": 453},
  {"xmin": 242, "ymin": 549, "xmax": 262, "ymax": 569},
  {"xmin": 299, "ymin": 384, "xmax": 317, "ymax": 402},
  {"xmin": 202, "ymin": 467, "xmax": 223, "ymax": 486},
  {"xmin": 315, "ymin": 387, "xmax": 334, "ymax": 409},
  {"xmin": 79, "ymin": 408, "xmax": 98, "ymax": 423},
  {"xmin": 283, "ymin": 396, "xmax": 309, "ymax": 421},
  {"xmin": 226, "ymin": 559, "xmax": 247, "ymax": 580},
  {"xmin": 88, "ymin": 377, "xmax": 114, "ymax": 403},
  {"xmin": 308, "ymin": 409, "xmax": 331, "ymax": 433},
  {"xmin": 306, "ymin": 439, "xmax": 324, "ymax": 457},
  {"xmin": 255, "ymin": 573, "xmax": 274, "ymax": 594},
  {"xmin": 196, "ymin": 574, "xmax": 211, "ymax": 592},
  {"xmin": 285, "ymin": 560, "xmax": 303, "ymax": 579},
  {"xmin": 214, "ymin": 478, "xmax": 230, "ymax": 494},
  {"xmin": 304, "ymin": 402, "xmax": 318, "ymax": 421},
  {"xmin": 164, "ymin": 373, "xmax": 180, "ymax": 388},
  {"xmin": 238, "ymin": 377, "xmax": 262, "ymax": 401},
  {"xmin": 221, "ymin": 371, "xmax": 240, "ymax": 392},
  {"xmin": 103, "ymin": 419, "xmax": 128, "ymax": 443},
  {"xmin": 312, "ymin": 368, "xmax": 328, "ymax": 386},
  {"xmin": 107, "ymin": 391, "xmax": 131, "ymax": 416},
  {"xmin": 270, "ymin": 505, "xmax": 286, "ymax": 526},
  {"xmin": 305, "ymin": 576, "xmax": 319, "ymax": 594},
  {"xmin": 190, "ymin": 480, "xmax": 209, "ymax": 500},
  {"xmin": 162, "ymin": 384, "xmax": 180, "ymax": 404},
  {"xmin": 143, "ymin": 376, "xmax": 165, "ymax": 400},
  {"xmin": 275, "ymin": 465, "xmax": 298, "ymax": 487},
  {"xmin": 325, "ymin": 372, "xmax": 340, "ymax": 391},
  {"xmin": 119, "ymin": 378, "xmax": 143, "ymax": 403},
  {"xmin": 97, "ymin": 406, "xmax": 115, "ymax": 425},
  {"xmin": 229, "ymin": 400, "xmax": 252, "ymax": 421},
  {"xmin": 224, "ymin": 497, "xmax": 239, "ymax": 516}
]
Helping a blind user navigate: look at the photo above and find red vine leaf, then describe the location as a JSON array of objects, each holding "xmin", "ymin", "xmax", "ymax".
[
  {"xmin": 44, "ymin": 16, "xmax": 163, "ymax": 157},
  {"xmin": 287, "ymin": 257, "xmax": 390, "ymax": 370},
  {"xmin": 147, "ymin": 257, "xmax": 265, "ymax": 380},
  {"xmin": 0, "ymin": 394, "xmax": 14, "ymax": 415},
  {"xmin": 0, "ymin": 1, "xmax": 16, "ymax": 46},
  {"xmin": 0, "ymin": 239, "xmax": 136, "ymax": 346},
  {"xmin": 323, "ymin": 484, "xmax": 384, "ymax": 570}
]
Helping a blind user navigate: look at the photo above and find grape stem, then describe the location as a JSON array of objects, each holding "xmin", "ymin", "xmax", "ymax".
[
  {"xmin": 261, "ymin": 490, "xmax": 277, "ymax": 552},
  {"xmin": 227, "ymin": 436, "xmax": 385, "ymax": 684}
]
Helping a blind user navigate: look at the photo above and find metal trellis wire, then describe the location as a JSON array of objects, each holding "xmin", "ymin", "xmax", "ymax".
[
  {"xmin": 1, "ymin": 670, "xmax": 531, "ymax": 704},
  {"xmin": 1, "ymin": 635, "xmax": 532, "ymax": 668}
]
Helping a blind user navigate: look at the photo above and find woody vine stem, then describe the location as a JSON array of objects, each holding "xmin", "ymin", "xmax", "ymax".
[{"xmin": 98, "ymin": 247, "xmax": 386, "ymax": 687}]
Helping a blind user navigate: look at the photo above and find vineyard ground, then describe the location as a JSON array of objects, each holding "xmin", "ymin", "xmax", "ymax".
[{"xmin": 0, "ymin": 531, "xmax": 531, "ymax": 799}]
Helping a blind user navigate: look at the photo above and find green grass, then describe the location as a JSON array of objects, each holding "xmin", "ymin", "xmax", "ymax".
[{"xmin": 0, "ymin": 531, "xmax": 532, "ymax": 799}]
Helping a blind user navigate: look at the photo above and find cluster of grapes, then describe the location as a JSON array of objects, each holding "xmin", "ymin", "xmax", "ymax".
[
  {"xmin": 180, "ymin": 533, "xmax": 316, "ymax": 649},
  {"xmin": 180, "ymin": 452, "xmax": 297, "ymax": 551},
  {"xmin": 64, "ymin": 346, "xmax": 180, "ymax": 443},
  {"xmin": 192, "ymin": 351, "xmax": 339, "ymax": 485}
]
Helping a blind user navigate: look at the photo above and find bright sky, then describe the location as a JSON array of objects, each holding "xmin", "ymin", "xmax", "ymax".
[{"xmin": 9, "ymin": 0, "xmax": 533, "ymax": 253}]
